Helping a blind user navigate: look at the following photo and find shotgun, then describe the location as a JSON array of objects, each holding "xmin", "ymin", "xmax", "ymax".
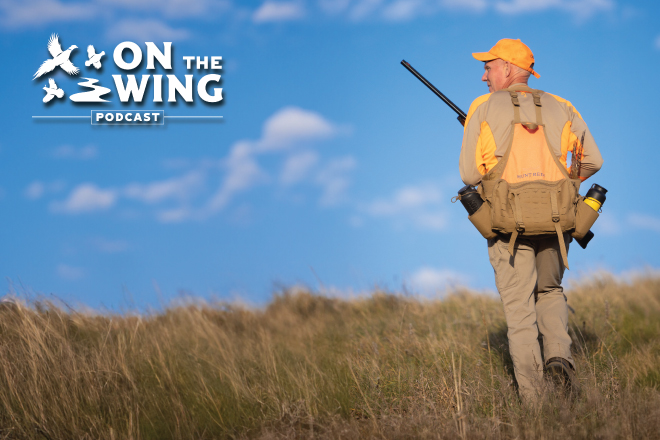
[{"xmin": 401, "ymin": 60, "xmax": 467, "ymax": 126}]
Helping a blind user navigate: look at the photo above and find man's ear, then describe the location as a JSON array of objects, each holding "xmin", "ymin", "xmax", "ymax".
[{"xmin": 504, "ymin": 61, "xmax": 511, "ymax": 77}]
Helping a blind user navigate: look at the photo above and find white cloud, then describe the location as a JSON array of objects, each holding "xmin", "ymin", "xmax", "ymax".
[
  {"xmin": 51, "ymin": 183, "xmax": 117, "ymax": 214},
  {"xmin": 628, "ymin": 213, "xmax": 660, "ymax": 234},
  {"xmin": 24, "ymin": 180, "xmax": 65, "ymax": 200},
  {"xmin": 382, "ymin": 0, "xmax": 426, "ymax": 21},
  {"xmin": 256, "ymin": 107, "xmax": 338, "ymax": 151},
  {"xmin": 0, "ymin": 0, "xmax": 96, "ymax": 28},
  {"xmin": 494, "ymin": 0, "xmax": 614, "ymax": 18},
  {"xmin": 157, "ymin": 206, "xmax": 194, "ymax": 223},
  {"xmin": 280, "ymin": 150, "xmax": 319, "ymax": 185},
  {"xmin": 407, "ymin": 266, "xmax": 465, "ymax": 296},
  {"xmin": 413, "ymin": 212, "xmax": 447, "ymax": 230},
  {"xmin": 361, "ymin": 183, "xmax": 447, "ymax": 230},
  {"xmin": 52, "ymin": 145, "xmax": 98, "ymax": 160},
  {"xmin": 440, "ymin": 0, "xmax": 488, "ymax": 11},
  {"xmin": 313, "ymin": 0, "xmax": 612, "ymax": 21},
  {"xmin": 365, "ymin": 184, "xmax": 442, "ymax": 216},
  {"xmin": 316, "ymin": 156, "xmax": 356, "ymax": 206},
  {"xmin": 24, "ymin": 181, "xmax": 45, "ymax": 200},
  {"xmin": 35, "ymin": 107, "xmax": 346, "ymax": 222},
  {"xmin": 124, "ymin": 170, "xmax": 204, "ymax": 204},
  {"xmin": 98, "ymin": 0, "xmax": 224, "ymax": 18},
  {"xmin": 57, "ymin": 263, "xmax": 84, "ymax": 280},
  {"xmin": 253, "ymin": 1, "xmax": 305, "ymax": 22},
  {"xmin": 347, "ymin": 0, "xmax": 385, "ymax": 20},
  {"xmin": 173, "ymin": 107, "xmax": 344, "ymax": 220},
  {"xmin": 1, "ymin": 0, "xmax": 228, "ymax": 29},
  {"xmin": 106, "ymin": 19, "xmax": 191, "ymax": 42},
  {"xmin": 202, "ymin": 142, "xmax": 268, "ymax": 216},
  {"xmin": 318, "ymin": 0, "xmax": 352, "ymax": 14}
]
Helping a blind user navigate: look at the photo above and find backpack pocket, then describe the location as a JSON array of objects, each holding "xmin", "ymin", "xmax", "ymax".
[
  {"xmin": 572, "ymin": 197, "xmax": 599, "ymax": 240},
  {"xmin": 489, "ymin": 179, "xmax": 578, "ymax": 235},
  {"xmin": 468, "ymin": 202, "xmax": 497, "ymax": 239}
]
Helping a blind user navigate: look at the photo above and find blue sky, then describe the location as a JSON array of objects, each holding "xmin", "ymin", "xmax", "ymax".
[{"xmin": 0, "ymin": 0, "xmax": 658, "ymax": 309}]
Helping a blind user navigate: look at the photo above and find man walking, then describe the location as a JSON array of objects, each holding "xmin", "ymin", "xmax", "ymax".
[{"xmin": 459, "ymin": 39, "xmax": 603, "ymax": 401}]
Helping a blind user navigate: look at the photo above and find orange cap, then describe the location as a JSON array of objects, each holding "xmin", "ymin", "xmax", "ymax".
[{"xmin": 472, "ymin": 39, "xmax": 540, "ymax": 79}]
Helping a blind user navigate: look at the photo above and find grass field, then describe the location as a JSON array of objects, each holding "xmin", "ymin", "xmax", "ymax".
[{"xmin": 1, "ymin": 274, "xmax": 659, "ymax": 439}]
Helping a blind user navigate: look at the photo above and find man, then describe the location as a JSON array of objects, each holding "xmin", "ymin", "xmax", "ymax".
[{"xmin": 459, "ymin": 39, "xmax": 603, "ymax": 401}]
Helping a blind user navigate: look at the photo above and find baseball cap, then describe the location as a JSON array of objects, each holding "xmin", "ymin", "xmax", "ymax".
[{"xmin": 472, "ymin": 39, "xmax": 540, "ymax": 79}]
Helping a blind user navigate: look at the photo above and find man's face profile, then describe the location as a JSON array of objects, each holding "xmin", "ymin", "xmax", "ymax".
[{"xmin": 482, "ymin": 59, "xmax": 508, "ymax": 93}]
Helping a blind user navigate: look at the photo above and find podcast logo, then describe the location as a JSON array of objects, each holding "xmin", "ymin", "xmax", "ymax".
[{"xmin": 33, "ymin": 34, "xmax": 223, "ymax": 125}]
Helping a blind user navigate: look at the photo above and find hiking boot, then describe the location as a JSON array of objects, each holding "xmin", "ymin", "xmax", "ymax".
[{"xmin": 545, "ymin": 357, "xmax": 580, "ymax": 395}]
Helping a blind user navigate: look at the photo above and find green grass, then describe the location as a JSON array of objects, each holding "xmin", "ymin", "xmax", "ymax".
[{"xmin": 0, "ymin": 274, "xmax": 659, "ymax": 438}]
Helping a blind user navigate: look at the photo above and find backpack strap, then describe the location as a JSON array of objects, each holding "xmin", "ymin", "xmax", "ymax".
[
  {"xmin": 509, "ymin": 91, "xmax": 521, "ymax": 124},
  {"xmin": 550, "ymin": 191, "xmax": 570, "ymax": 269},
  {"xmin": 507, "ymin": 192, "xmax": 526, "ymax": 257},
  {"xmin": 532, "ymin": 90, "xmax": 543, "ymax": 126}
]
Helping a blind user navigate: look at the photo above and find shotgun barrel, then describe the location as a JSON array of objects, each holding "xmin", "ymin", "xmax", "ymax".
[{"xmin": 401, "ymin": 60, "xmax": 467, "ymax": 126}]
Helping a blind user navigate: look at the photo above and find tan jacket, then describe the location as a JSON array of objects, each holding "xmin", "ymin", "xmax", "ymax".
[{"xmin": 459, "ymin": 84, "xmax": 603, "ymax": 186}]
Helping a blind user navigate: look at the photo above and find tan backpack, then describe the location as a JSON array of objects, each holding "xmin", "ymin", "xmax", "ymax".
[{"xmin": 476, "ymin": 85, "xmax": 581, "ymax": 268}]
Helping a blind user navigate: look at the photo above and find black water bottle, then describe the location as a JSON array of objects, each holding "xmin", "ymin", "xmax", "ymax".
[{"xmin": 458, "ymin": 185, "xmax": 483, "ymax": 216}]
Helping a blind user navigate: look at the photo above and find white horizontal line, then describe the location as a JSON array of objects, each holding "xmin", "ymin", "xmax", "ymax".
[
  {"xmin": 164, "ymin": 116, "xmax": 224, "ymax": 118},
  {"xmin": 32, "ymin": 116, "xmax": 89, "ymax": 118}
]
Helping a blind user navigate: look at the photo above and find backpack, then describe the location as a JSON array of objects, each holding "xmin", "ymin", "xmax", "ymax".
[{"xmin": 477, "ymin": 85, "xmax": 581, "ymax": 268}]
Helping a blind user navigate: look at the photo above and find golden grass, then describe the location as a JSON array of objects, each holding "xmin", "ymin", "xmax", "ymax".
[{"xmin": 1, "ymin": 274, "xmax": 660, "ymax": 439}]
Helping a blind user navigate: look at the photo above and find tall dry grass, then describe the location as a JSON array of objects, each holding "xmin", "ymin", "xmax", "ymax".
[{"xmin": 1, "ymin": 275, "xmax": 659, "ymax": 439}]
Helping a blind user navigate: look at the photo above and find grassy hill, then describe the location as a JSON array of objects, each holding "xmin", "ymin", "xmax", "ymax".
[{"xmin": 1, "ymin": 274, "xmax": 659, "ymax": 439}]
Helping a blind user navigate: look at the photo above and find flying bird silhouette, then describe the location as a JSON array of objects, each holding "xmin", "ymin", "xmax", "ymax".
[
  {"xmin": 85, "ymin": 45, "xmax": 105, "ymax": 69},
  {"xmin": 33, "ymin": 34, "xmax": 79, "ymax": 80},
  {"xmin": 42, "ymin": 78, "xmax": 65, "ymax": 103}
]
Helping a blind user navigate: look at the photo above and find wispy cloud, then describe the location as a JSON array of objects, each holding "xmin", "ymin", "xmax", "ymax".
[
  {"xmin": 440, "ymin": 0, "xmax": 488, "ymax": 12},
  {"xmin": 97, "ymin": 0, "xmax": 225, "ymax": 18},
  {"xmin": 314, "ymin": 0, "xmax": 614, "ymax": 21},
  {"xmin": 124, "ymin": 170, "xmax": 204, "ymax": 204},
  {"xmin": 316, "ymin": 156, "xmax": 356, "ymax": 207},
  {"xmin": 280, "ymin": 150, "xmax": 319, "ymax": 186},
  {"xmin": 655, "ymin": 35, "xmax": 660, "ymax": 50},
  {"xmin": 255, "ymin": 107, "xmax": 339, "ymax": 152},
  {"xmin": 406, "ymin": 266, "xmax": 466, "ymax": 296},
  {"xmin": 253, "ymin": 1, "xmax": 306, "ymax": 22},
  {"xmin": 381, "ymin": 0, "xmax": 427, "ymax": 21},
  {"xmin": 628, "ymin": 213, "xmax": 660, "ymax": 234},
  {"xmin": 57, "ymin": 263, "xmax": 84, "ymax": 280},
  {"xmin": 200, "ymin": 142, "xmax": 268, "ymax": 218},
  {"xmin": 52, "ymin": 145, "xmax": 98, "ymax": 160},
  {"xmin": 196, "ymin": 106, "xmax": 345, "ymax": 218},
  {"xmin": 40, "ymin": 107, "xmax": 350, "ymax": 222},
  {"xmin": 24, "ymin": 182, "xmax": 44, "ymax": 200},
  {"xmin": 359, "ymin": 183, "xmax": 447, "ymax": 230},
  {"xmin": 364, "ymin": 184, "xmax": 442, "ymax": 216},
  {"xmin": 348, "ymin": 0, "xmax": 385, "ymax": 20},
  {"xmin": 50, "ymin": 183, "xmax": 117, "ymax": 214},
  {"xmin": 1, "ymin": 0, "xmax": 228, "ymax": 29},
  {"xmin": 106, "ymin": 18, "xmax": 191, "ymax": 42},
  {"xmin": 24, "ymin": 180, "xmax": 65, "ymax": 200},
  {"xmin": 494, "ymin": 0, "xmax": 614, "ymax": 18},
  {"xmin": 0, "ymin": 0, "xmax": 96, "ymax": 28}
]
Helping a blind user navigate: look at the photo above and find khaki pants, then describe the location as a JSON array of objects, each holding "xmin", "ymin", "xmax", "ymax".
[{"xmin": 488, "ymin": 233, "xmax": 573, "ymax": 402}]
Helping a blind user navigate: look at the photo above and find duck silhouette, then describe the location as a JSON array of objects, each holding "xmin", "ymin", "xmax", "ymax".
[
  {"xmin": 85, "ymin": 45, "xmax": 105, "ymax": 69},
  {"xmin": 42, "ymin": 78, "xmax": 65, "ymax": 103},
  {"xmin": 34, "ymin": 34, "xmax": 79, "ymax": 80}
]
